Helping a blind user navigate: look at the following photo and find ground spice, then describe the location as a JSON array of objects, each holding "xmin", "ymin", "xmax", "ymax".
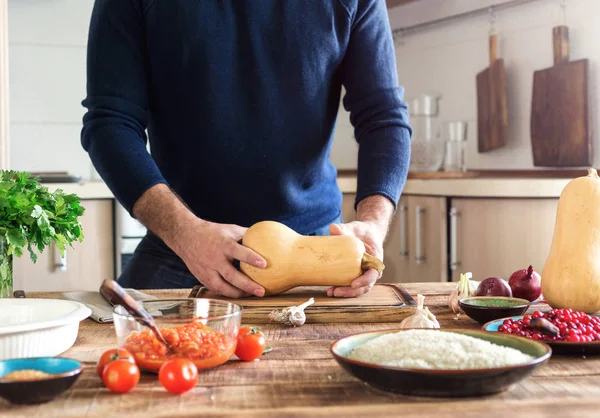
[{"xmin": 1, "ymin": 370, "xmax": 53, "ymax": 381}]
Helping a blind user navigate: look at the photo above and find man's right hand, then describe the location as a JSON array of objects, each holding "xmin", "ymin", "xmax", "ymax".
[
  {"xmin": 131, "ymin": 184, "xmax": 266, "ymax": 298},
  {"xmin": 173, "ymin": 220, "xmax": 267, "ymax": 298}
]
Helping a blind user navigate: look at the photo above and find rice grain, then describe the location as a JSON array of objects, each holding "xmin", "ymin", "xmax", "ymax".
[{"xmin": 347, "ymin": 330, "xmax": 534, "ymax": 369}]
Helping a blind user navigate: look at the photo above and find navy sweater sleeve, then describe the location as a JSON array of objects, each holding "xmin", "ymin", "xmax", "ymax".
[
  {"xmin": 341, "ymin": 0, "xmax": 413, "ymax": 210},
  {"xmin": 81, "ymin": 0, "xmax": 167, "ymax": 215}
]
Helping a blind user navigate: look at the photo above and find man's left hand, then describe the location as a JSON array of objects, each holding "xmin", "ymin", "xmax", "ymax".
[{"xmin": 327, "ymin": 221, "xmax": 385, "ymax": 297}]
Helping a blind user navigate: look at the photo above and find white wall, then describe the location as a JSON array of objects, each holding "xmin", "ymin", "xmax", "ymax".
[
  {"xmin": 7, "ymin": 0, "xmax": 94, "ymax": 177},
  {"xmin": 7, "ymin": 0, "xmax": 600, "ymax": 173},
  {"xmin": 333, "ymin": 0, "xmax": 600, "ymax": 170}
]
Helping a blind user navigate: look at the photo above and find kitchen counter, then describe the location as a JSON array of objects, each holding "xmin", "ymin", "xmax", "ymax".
[
  {"xmin": 42, "ymin": 181, "xmax": 114, "ymax": 200},
  {"xmin": 4, "ymin": 282, "xmax": 597, "ymax": 418},
  {"xmin": 337, "ymin": 176, "xmax": 571, "ymax": 198},
  {"xmin": 46, "ymin": 172, "xmax": 576, "ymax": 201}
]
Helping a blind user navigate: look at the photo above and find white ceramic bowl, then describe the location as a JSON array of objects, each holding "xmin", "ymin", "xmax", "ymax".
[{"xmin": 0, "ymin": 299, "xmax": 92, "ymax": 360}]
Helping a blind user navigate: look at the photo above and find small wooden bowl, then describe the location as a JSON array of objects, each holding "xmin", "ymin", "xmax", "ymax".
[
  {"xmin": 459, "ymin": 296, "xmax": 531, "ymax": 325},
  {"xmin": 0, "ymin": 357, "xmax": 82, "ymax": 404}
]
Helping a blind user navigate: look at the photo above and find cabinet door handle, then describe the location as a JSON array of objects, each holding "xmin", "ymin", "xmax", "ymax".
[
  {"xmin": 399, "ymin": 204, "xmax": 408, "ymax": 259},
  {"xmin": 415, "ymin": 206, "xmax": 426, "ymax": 264},
  {"xmin": 450, "ymin": 207, "xmax": 460, "ymax": 270},
  {"xmin": 54, "ymin": 244, "xmax": 67, "ymax": 272}
]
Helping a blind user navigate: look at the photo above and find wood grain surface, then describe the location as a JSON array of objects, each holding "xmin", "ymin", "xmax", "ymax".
[
  {"xmin": 189, "ymin": 284, "xmax": 417, "ymax": 323},
  {"xmin": 476, "ymin": 34, "xmax": 508, "ymax": 153},
  {"xmin": 2, "ymin": 283, "xmax": 598, "ymax": 418},
  {"xmin": 530, "ymin": 25, "xmax": 591, "ymax": 167}
]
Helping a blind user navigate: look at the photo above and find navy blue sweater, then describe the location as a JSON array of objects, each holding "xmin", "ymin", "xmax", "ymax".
[{"xmin": 81, "ymin": 0, "xmax": 412, "ymax": 235}]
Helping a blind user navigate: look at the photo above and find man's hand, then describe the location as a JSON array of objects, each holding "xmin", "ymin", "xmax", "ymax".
[
  {"xmin": 326, "ymin": 194, "xmax": 395, "ymax": 298},
  {"xmin": 327, "ymin": 221, "xmax": 384, "ymax": 297},
  {"xmin": 174, "ymin": 220, "xmax": 267, "ymax": 298},
  {"xmin": 132, "ymin": 184, "xmax": 267, "ymax": 298}
]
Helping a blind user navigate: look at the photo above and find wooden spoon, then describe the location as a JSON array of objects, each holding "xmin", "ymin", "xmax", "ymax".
[{"xmin": 100, "ymin": 279, "xmax": 174, "ymax": 353}]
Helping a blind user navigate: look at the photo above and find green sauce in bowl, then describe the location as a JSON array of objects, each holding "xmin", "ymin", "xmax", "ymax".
[
  {"xmin": 462, "ymin": 297, "xmax": 530, "ymax": 308},
  {"xmin": 458, "ymin": 297, "xmax": 531, "ymax": 325}
]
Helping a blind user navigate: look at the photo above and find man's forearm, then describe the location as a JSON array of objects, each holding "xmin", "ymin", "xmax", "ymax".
[
  {"xmin": 131, "ymin": 184, "xmax": 200, "ymax": 253},
  {"xmin": 356, "ymin": 194, "xmax": 395, "ymax": 239}
]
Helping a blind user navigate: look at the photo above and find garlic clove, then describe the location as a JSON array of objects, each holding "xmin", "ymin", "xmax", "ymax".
[
  {"xmin": 400, "ymin": 294, "xmax": 440, "ymax": 329},
  {"xmin": 289, "ymin": 307, "xmax": 306, "ymax": 326},
  {"xmin": 268, "ymin": 297, "xmax": 314, "ymax": 327},
  {"xmin": 448, "ymin": 289, "xmax": 462, "ymax": 314}
]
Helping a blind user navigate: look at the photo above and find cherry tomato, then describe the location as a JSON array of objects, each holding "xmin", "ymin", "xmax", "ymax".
[
  {"xmin": 96, "ymin": 348, "xmax": 136, "ymax": 377},
  {"xmin": 158, "ymin": 358, "xmax": 198, "ymax": 394},
  {"xmin": 102, "ymin": 359, "xmax": 140, "ymax": 394},
  {"xmin": 235, "ymin": 327, "xmax": 266, "ymax": 361}
]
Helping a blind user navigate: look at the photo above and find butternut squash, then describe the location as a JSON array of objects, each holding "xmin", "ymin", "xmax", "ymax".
[
  {"xmin": 541, "ymin": 168, "xmax": 600, "ymax": 313},
  {"xmin": 240, "ymin": 221, "xmax": 385, "ymax": 295}
]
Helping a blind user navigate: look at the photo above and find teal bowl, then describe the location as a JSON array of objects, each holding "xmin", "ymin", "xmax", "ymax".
[
  {"xmin": 0, "ymin": 357, "xmax": 82, "ymax": 404},
  {"xmin": 483, "ymin": 316, "xmax": 600, "ymax": 356},
  {"xmin": 459, "ymin": 296, "xmax": 531, "ymax": 325},
  {"xmin": 331, "ymin": 329, "xmax": 551, "ymax": 397}
]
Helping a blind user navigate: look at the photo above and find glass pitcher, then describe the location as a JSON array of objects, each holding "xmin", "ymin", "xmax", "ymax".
[{"xmin": 408, "ymin": 93, "xmax": 444, "ymax": 172}]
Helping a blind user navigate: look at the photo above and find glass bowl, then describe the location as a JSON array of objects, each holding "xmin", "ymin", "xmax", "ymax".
[{"xmin": 112, "ymin": 299, "xmax": 242, "ymax": 372}]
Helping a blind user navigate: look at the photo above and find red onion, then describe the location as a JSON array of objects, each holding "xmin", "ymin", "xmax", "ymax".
[
  {"xmin": 475, "ymin": 277, "xmax": 513, "ymax": 297},
  {"xmin": 508, "ymin": 265, "xmax": 542, "ymax": 302}
]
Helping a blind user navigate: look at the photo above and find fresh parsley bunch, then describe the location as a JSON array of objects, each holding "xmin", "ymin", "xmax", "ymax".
[{"xmin": 0, "ymin": 170, "xmax": 85, "ymax": 262}]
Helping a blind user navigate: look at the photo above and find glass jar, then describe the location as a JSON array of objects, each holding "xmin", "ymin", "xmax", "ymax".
[
  {"xmin": 442, "ymin": 121, "xmax": 468, "ymax": 172},
  {"xmin": 408, "ymin": 93, "xmax": 444, "ymax": 172}
]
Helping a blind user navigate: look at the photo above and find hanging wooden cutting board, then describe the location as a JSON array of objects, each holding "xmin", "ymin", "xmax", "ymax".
[
  {"xmin": 188, "ymin": 284, "xmax": 417, "ymax": 324},
  {"xmin": 476, "ymin": 34, "xmax": 508, "ymax": 153},
  {"xmin": 530, "ymin": 25, "xmax": 591, "ymax": 167}
]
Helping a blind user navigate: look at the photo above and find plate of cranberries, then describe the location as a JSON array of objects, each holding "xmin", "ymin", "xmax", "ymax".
[{"xmin": 483, "ymin": 308, "xmax": 600, "ymax": 355}]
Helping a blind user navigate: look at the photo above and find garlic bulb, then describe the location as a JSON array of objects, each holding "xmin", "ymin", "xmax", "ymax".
[
  {"xmin": 268, "ymin": 297, "xmax": 315, "ymax": 327},
  {"xmin": 399, "ymin": 294, "xmax": 440, "ymax": 329},
  {"xmin": 448, "ymin": 272, "xmax": 477, "ymax": 314}
]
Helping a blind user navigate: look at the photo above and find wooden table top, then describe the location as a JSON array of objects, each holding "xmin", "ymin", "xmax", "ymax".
[{"xmin": 2, "ymin": 282, "xmax": 599, "ymax": 418}]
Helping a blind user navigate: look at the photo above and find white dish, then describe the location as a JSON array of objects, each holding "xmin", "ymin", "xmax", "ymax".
[{"xmin": 0, "ymin": 299, "xmax": 92, "ymax": 360}]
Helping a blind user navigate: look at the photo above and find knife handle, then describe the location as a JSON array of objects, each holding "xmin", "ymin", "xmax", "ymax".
[{"xmin": 553, "ymin": 25, "xmax": 569, "ymax": 64}]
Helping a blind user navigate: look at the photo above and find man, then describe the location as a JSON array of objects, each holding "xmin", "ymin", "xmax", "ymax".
[{"xmin": 81, "ymin": 0, "xmax": 412, "ymax": 298}]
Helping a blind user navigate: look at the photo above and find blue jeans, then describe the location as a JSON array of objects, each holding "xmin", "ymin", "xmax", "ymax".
[{"xmin": 117, "ymin": 216, "xmax": 342, "ymax": 290}]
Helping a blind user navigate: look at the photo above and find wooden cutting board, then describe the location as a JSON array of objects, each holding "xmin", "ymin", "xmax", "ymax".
[
  {"xmin": 476, "ymin": 34, "xmax": 508, "ymax": 153},
  {"xmin": 531, "ymin": 25, "xmax": 591, "ymax": 167},
  {"xmin": 188, "ymin": 284, "xmax": 417, "ymax": 324}
]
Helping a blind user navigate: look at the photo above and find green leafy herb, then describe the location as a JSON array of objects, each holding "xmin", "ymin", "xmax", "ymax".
[{"xmin": 0, "ymin": 170, "xmax": 85, "ymax": 262}]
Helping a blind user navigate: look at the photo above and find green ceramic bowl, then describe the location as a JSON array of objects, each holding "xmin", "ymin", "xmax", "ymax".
[
  {"xmin": 331, "ymin": 329, "xmax": 551, "ymax": 398},
  {"xmin": 459, "ymin": 296, "xmax": 531, "ymax": 325}
]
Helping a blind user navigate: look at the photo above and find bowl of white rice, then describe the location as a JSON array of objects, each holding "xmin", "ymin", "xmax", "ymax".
[{"xmin": 331, "ymin": 329, "xmax": 551, "ymax": 397}]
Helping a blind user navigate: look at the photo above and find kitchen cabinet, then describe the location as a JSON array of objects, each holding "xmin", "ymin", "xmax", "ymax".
[
  {"xmin": 13, "ymin": 199, "xmax": 115, "ymax": 292},
  {"xmin": 342, "ymin": 193, "xmax": 447, "ymax": 283},
  {"xmin": 404, "ymin": 195, "xmax": 447, "ymax": 283},
  {"xmin": 449, "ymin": 198, "xmax": 558, "ymax": 283},
  {"xmin": 380, "ymin": 196, "xmax": 410, "ymax": 283},
  {"xmin": 341, "ymin": 193, "xmax": 357, "ymax": 225}
]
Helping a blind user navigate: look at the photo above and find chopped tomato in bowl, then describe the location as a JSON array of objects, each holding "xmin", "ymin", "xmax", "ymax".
[{"xmin": 112, "ymin": 299, "xmax": 241, "ymax": 373}]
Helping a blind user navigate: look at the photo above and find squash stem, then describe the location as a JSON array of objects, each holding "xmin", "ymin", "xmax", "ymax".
[
  {"xmin": 588, "ymin": 168, "xmax": 599, "ymax": 178},
  {"xmin": 361, "ymin": 253, "xmax": 385, "ymax": 274}
]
